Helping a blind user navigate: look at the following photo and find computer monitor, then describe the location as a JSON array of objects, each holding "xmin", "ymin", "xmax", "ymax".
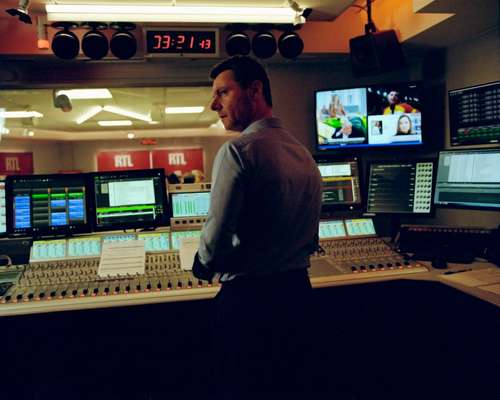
[
  {"xmin": 315, "ymin": 157, "xmax": 362, "ymax": 212},
  {"xmin": 366, "ymin": 160, "xmax": 435, "ymax": 214},
  {"xmin": 434, "ymin": 149, "xmax": 500, "ymax": 210},
  {"xmin": 5, "ymin": 173, "xmax": 90, "ymax": 237},
  {"xmin": 89, "ymin": 169, "xmax": 169, "ymax": 231},
  {"xmin": 0, "ymin": 179, "xmax": 6, "ymax": 236},
  {"xmin": 449, "ymin": 81, "xmax": 500, "ymax": 147},
  {"xmin": 315, "ymin": 82, "xmax": 423, "ymax": 152},
  {"xmin": 170, "ymin": 191, "xmax": 210, "ymax": 218}
]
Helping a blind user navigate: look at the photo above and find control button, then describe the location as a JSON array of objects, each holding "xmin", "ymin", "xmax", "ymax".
[
  {"xmin": 360, "ymin": 266, "xmax": 366, "ymax": 272},
  {"xmin": 146, "ymin": 283, "xmax": 152, "ymax": 290},
  {"xmin": 369, "ymin": 264, "xmax": 375, "ymax": 270},
  {"xmin": 82, "ymin": 288, "xmax": 89, "ymax": 296},
  {"xmin": 16, "ymin": 294, "xmax": 23, "ymax": 301},
  {"xmin": 167, "ymin": 281, "xmax": 173, "ymax": 290},
  {"xmin": 5, "ymin": 295, "xmax": 11, "ymax": 302},
  {"xmin": 387, "ymin": 263, "xmax": 393, "ymax": 268},
  {"xmin": 104, "ymin": 287, "xmax": 110, "ymax": 295},
  {"xmin": 92, "ymin": 288, "xmax": 99, "ymax": 296},
  {"xmin": 177, "ymin": 281, "xmax": 183, "ymax": 288},
  {"xmin": 114, "ymin": 286, "xmax": 120, "ymax": 294},
  {"xmin": 61, "ymin": 290, "xmax": 67, "ymax": 297},
  {"xmin": 351, "ymin": 266, "xmax": 358, "ymax": 272},
  {"xmin": 28, "ymin": 293, "xmax": 34, "ymax": 300},
  {"xmin": 125, "ymin": 285, "xmax": 130, "ymax": 293},
  {"xmin": 395, "ymin": 262, "xmax": 402, "ymax": 267},
  {"xmin": 377, "ymin": 264, "xmax": 384, "ymax": 269},
  {"xmin": 208, "ymin": 280, "xmax": 213, "ymax": 287},
  {"xmin": 187, "ymin": 280, "xmax": 193, "ymax": 288},
  {"xmin": 156, "ymin": 282, "xmax": 162, "ymax": 290},
  {"xmin": 71, "ymin": 289, "xmax": 78, "ymax": 297},
  {"xmin": 404, "ymin": 261, "xmax": 410, "ymax": 266},
  {"xmin": 198, "ymin": 280, "xmax": 203, "ymax": 288},
  {"xmin": 39, "ymin": 292, "xmax": 46, "ymax": 299},
  {"xmin": 135, "ymin": 284, "xmax": 141, "ymax": 292}
]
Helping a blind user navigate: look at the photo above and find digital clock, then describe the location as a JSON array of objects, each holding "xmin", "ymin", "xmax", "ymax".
[{"xmin": 144, "ymin": 28, "xmax": 219, "ymax": 57}]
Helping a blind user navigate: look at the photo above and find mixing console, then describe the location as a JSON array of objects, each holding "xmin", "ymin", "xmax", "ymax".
[{"xmin": 0, "ymin": 218, "xmax": 428, "ymax": 316}]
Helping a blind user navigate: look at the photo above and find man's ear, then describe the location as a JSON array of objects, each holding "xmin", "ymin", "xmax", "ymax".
[{"xmin": 249, "ymin": 80, "xmax": 264, "ymax": 99}]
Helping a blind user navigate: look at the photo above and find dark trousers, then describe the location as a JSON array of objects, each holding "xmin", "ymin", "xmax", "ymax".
[{"xmin": 212, "ymin": 268, "xmax": 313, "ymax": 396}]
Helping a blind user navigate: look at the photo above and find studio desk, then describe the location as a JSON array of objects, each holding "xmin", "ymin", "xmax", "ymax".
[
  {"xmin": 1, "ymin": 228, "xmax": 498, "ymax": 317},
  {"xmin": 0, "ymin": 228, "xmax": 498, "ymax": 400}
]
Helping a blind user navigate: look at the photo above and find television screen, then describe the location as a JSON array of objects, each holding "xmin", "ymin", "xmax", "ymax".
[
  {"xmin": 5, "ymin": 173, "xmax": 90, "ymax": 237},
  {"xmin": 170, "ymin": 191, "xmax": 210, "ymax": 218},
  {"xmin": 89, "ymin": 169, "xmax": 169, "ymax": 231},
  {"xmin": 315, "ymin": 157, "xmax": 362, "ymax": 212},
  {"xmin": 366, "ymin": 160, "xmax": 435, "ymax": 215},
  {"xmin": 315, "ymin": 82, "xmax": 423, "ymax": 151},
  {"xmin": 449, "ymin": 81, "xmax": 500, "ymax": 147},
  {"xmin": 434, "ymin": 149, "xmax": 500, "ymax": 210}
]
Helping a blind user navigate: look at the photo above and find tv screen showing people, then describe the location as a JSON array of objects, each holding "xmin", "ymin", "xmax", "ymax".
[{"xmin": 315, "ymin": 83, "xmax": 423, "ymax": 151}]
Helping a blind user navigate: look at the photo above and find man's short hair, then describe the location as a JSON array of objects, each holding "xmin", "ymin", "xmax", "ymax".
[{"xmin": 209, "ymin": 56, "xmax": 273, "ymax": 107}]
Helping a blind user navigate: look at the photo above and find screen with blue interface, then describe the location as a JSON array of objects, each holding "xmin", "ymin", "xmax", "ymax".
[
  {"xmin": 319, "ymin": 220, "xmax": 346, "ymax": 238},
  {"xmin": 6, "ymin": 174, "xmax": 89, "ymax": 237},
  {"xmin": 91, "ymin": 169, "xmax": 168, "ymax": 231},
  {"xmin": 170, "ymin": 230, "xmax": 201, "ymax": 250},
  {"xmin": 171, "ymin": 191, "xmax": 210, "ymax": 218},
  {"xmin": 137, "ymin": 232, "xmax": 170, "ymax": 252},
  {"xmin": 345, "ymin": 218, "xmax": 376, "ymax": 236},
  {"xmin": 434, "ymin": 149, "xmax": 500, "ymax": 210}
]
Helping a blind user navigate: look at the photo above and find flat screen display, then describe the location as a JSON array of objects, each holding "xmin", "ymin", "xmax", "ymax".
[
  {"xmin": 318, "ymin": 220, "xmax": 346, "ymax": 239},
  {"xmin": 315, "ymin": 83, "xmax": 423, "ymax": 151},
  {"xmin": 90, "ymin": 169, "xmax": 169, "ymax": 231},
  {"xmin": 315, "ymin": 158, "xmax": 362, "ymax": 211},
  {"xmin": 366, "ymin": 161, "xmax": 434, "ymax": 214},
  {"xmin": 449, "ymin": 81, "xmax": 500, "ymax": 147},
  {"xmin": 171, "ymin": 191, "xmax": 210, "ymax": 218},
  {"xmin": 6, "ymin": 173, "xmax": 90, "ymax": 237},
  {"xmin": 434, "ymin": 149, "xmax": 500, "ymax": 210}
]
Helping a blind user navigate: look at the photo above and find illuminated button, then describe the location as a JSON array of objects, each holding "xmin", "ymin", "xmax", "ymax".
[
  {"xmin": 82, "ymin": 288, "xmax": 89, "ymax": 296},
  {"xmin": 114, "ymin": 286, "xmax": 120, "ymax": 294},
  {"xmin": 93, "ymin": 288, "xmax": 99, "ymax": 296},
  {"xmin": 104, "ymin": 287, "xmax": 110, "ymax": 294},
  {"xmin": 167, "ymin": 281, "xmax": 173, "ymax": 290},
  {"xmin": 146, "ymin": 283, "xmax": 152, "ymax": 290},
  {"xmin": 156, "ymin": 282, "xmax": 162, "ymax": 290},
  {"xmin": 177, "ymin": 281, "xmax": 183, "ymax": 288}
]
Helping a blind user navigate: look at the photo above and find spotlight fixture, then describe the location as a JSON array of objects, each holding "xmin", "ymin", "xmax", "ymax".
[
  {"xmin": 51, "ymin": 22, "xmax": 80, "ymax": 60},
  {"xmin": 226, "ymin": 32, "xmax": 251, "ymax": 56},
  {"xmin": 81, "ymin": 22, "xmax": 109, "ymax": 60},
  {"xmin": 225, "ymin": 24, "xmax": 250, "ymax": 56},
  {"xmin": 53, "ymin": 91, "xmax": 73, "ymax": 112},
  {"xmin": 252, "ymin": 30, "xmax": 276, "ymax": 59},
  {"xmin": 278, "ymin": 31, "xmax": 303, "ymax": 59},
  {"xmin": 110, "ymin": 22, "xmax": 137, "ymax": 60},
  {"xmin": 5, "ymin": 0, "xmax": 32, "ymax": 24}
]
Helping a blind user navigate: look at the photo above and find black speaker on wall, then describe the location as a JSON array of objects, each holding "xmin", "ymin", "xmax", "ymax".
[{"xmin": 349, "ymin": 29, "xmax": 405, "ymax": 76}]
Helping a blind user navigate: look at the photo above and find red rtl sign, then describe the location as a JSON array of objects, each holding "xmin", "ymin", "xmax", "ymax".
[
  {"xmin": 0, "ymin": 152, "xmax": 33, "ymax": 175},
  {"xmin": 151, "ymin": 148, "xmax": 204, "ymax": 176},
  {"xmin": 97, "ymin": 151, "xmax": 151, "ymax": 171}
]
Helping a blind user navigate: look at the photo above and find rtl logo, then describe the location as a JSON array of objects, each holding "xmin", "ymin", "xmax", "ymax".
[
  {"xmin": 5, "ymin": 157, "xmax": 20, "ymax": 172},
  {"xmin": 114, "ymin": 155, "xmax": 134, "ymax": 168}
]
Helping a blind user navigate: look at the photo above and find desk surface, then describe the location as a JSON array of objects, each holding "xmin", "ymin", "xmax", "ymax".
[{"xmin": 0, "ymin": 259, "xmax": 498, "ymax": 317}]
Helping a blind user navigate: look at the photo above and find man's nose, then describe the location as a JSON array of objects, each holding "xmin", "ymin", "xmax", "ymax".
[{"xmin": 210, "ymin": 97, "xmax": 220, "ymax": 111}]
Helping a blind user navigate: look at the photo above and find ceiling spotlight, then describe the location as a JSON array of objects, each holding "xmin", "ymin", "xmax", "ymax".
[
  {"xmin": 278, "ymin": 31, "xmax": 303, "ymax": 59},
  {"xmin": 51, "ymin": 22, "xmax": 80, "ymax": 60},
  {"xmin": 5, "ymin": 0, "xmax": 32, "ymax": 24},
  {"xmin": 53, "ymin": 91, "xmax": 73, "ymax": 112},
  {"xmin": 81, "ymin": 22, "xmax": 109, "ymax": 60},
  {"xmin": 110, "ymin": 22, "xmax": 137, "ymax": 60},
  {"xmin": 252, "ymin": 31, "xmax": 276, "ymax": 59},
  {"xmin": 226, "ymin": 31, "xmax": 251, "ymax": 56}
]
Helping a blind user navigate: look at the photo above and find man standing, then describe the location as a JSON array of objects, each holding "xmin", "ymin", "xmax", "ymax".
[{"xmin": 192, "ymin": 56, "xmax": 322, "ymax": 395}]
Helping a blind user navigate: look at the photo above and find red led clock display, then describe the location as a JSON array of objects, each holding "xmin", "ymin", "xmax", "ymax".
[{"xmin": 146, "ymin": 30, "xmax": 217, "ymax": 54}]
